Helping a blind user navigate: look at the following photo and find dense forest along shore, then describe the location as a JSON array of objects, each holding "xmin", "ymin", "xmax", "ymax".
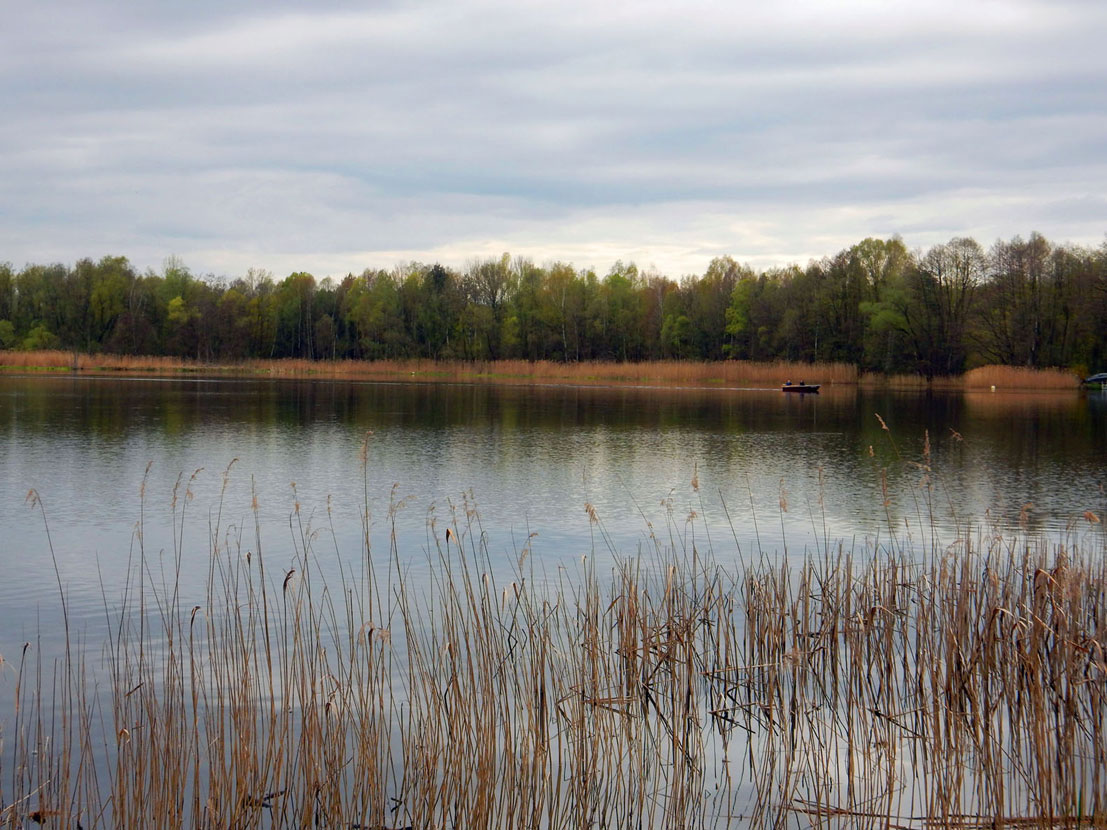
[{"xmin": 1, "ymin": 233, "xmax": 1105, "ymax": 380}]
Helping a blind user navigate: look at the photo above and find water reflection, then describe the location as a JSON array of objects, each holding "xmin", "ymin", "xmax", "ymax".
[
  {"xmin": 2, "ymin": 374, "xmax": 1106, "ymax": 827},
  {"xmin": 2, "ymin": 375, "xmax": 1106, "ymax": 628}
]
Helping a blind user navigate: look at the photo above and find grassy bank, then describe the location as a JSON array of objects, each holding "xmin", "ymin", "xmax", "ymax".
[
  {"xmin": 0, "ymin": 350, "xmax": 1085, "ymax": 390},
  {"xmin": 5, "ymin": 476, "xmax": 1107, "ymax": 828}
]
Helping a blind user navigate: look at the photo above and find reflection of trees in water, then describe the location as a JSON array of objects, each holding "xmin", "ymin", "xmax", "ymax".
[{"xmin": 2, "ymin": 377, "xmax": 1103, "ymax": 540}]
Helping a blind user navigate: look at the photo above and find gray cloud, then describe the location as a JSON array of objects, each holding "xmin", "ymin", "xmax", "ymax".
[{"xmin": 2, "ymin": 0, "xmax": 1105, "ymax": 277}]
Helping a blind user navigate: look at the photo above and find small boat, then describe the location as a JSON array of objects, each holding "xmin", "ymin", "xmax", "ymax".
[
  {"xmin": 782, "ymin": 383, "xmax": 820, "ymax": 393},
  {"xmin": 1083, "ymin": 372, "xmax": 1107, "ymax": 385}
]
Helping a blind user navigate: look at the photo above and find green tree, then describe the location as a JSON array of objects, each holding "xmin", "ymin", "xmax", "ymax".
[
  {"xmin": 86, "ymin": 256, "xmax": 135, "ymax": 349},
  {"xmin": 462, "ymin": 254, "xmax": 514, "ymax": 358},
  {"xmin": 660, "ymin": 311, "xmax": 695, "ymax": 358},
  {"xmin": 23, "ymin": 323, "xmax": 60, "ymax": 351},
  {"xmin": 398, "ymin": 263, "xmax": 462, "ymax": 358},
  {"xmin": 165, "ymin": 294, "xmax": 199, "ymax": 357},
  {"xmin": 858, "ymin": 281, "xmax": 912, "ymax": 373},
  {"xmin": 509, "ymin": 257, "xmax": 550, "ymax": 360},
  {"xmin": 0, "ymin": 264, "xmax": 14, "ymax": 325},
  {"xmin": 892, "ymin": 238, "xmax": 983, "ymax": 378},
  {"xmin": 213, "ymin": 287, "xmax": 251, "ymax": 360},
  {"xmin": 16, "ymin": 264, "xmax": 71, "ymax": 350},
  {"xmin": 314, "ymin": 313, "xmax": 337, "ymax": 360},
  {"xmin": 347, "ymin": 270, "xmax": 408, "ymax": 358},
  {"xmin": 275, "ymin": 272, "xmax": 316, "ymax": 358},
  {"xmin": 723, "ymin": 277, "xmax": 756, "ymax": 359},
  {"xmin": 535, "ymin": 262, "xmax": 588, "ymax": 361},
  {"xmin": 599, "ymin": 261, "xmax": 641, "ymax": 360},
  {"xmin": 689, "ymin": 257, "xmax": 751, "ymax": 359},
  {"xmin": 851, "ymin": 236, "xmax": 910, "ymax": 301},
  {"xmin": 1066, "ymin": 245, "xmax": 1107, "ymax": 370},
  {"xmin": 811, "ymin": 251, "xmax": 866, "ymax": 364},
  {"xmin": 106, "ymin": 271, "xmax": 159, "ymax": 355},
  {"xmin": 978, "ymin": 233, "xmax": 1080, "ymax": 368}
]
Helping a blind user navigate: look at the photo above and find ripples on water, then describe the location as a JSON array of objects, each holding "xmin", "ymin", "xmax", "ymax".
[
  {"xmin": 3, "ymin": 377, "xmax": 1106, "ymax": 619},
  {"xmin": 0, "ymin": 382, "xmax": 1103, "ymax": 636},
  {"xmin": 2, "ymin": 376, "xmax": 1107, "ymax": 826}
]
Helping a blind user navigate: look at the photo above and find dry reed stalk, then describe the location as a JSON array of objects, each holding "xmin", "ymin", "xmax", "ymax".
[{"xmin": 8, "ymin": 469, "xmax": 1107, "ymax": 828}]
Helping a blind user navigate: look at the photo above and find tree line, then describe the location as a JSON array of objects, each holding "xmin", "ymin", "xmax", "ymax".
[{"xmin": 2, "ymin": 232, "xmax": 1105, "ymax": 376}]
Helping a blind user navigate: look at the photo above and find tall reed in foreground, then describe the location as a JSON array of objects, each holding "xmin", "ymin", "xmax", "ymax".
[{"xmin": 4, "ymin": 477, "xmax": 1107, "ymax": 827}]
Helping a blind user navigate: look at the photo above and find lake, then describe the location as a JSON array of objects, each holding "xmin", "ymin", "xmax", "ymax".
[
  {"xmin": 3, "ymin": 373, "xmax": 1107, "ymax": 828},
  {"xmin": 3, "ymin": 374, "xmax": 1106, "ymax": 638}
]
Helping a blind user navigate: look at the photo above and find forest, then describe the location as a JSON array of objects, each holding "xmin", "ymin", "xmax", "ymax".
[{"xmin": 2, "ymin": 232, "xmax": 1105, "ymax": 377}]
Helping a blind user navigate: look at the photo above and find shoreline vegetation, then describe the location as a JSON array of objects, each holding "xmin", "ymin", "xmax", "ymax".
[
  {"xmin": 0, "ymin": 350, "xmax": 1084, "ymax": 391},
  {"xmin": 6, "ymin": 467, "xmax": 1107, "ymax": 828},
  {"xmin": 2, "ymin": 234, "xmax": 1106, "ymax": 381}
]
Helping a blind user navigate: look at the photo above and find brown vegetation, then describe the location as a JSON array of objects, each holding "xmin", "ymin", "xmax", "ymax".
[
  {"xmin": 963, "ymin": 364, "xmax": 1081, "ymax": 390},
  {"xmin": 6, "ymin": 464, "xmax": 1107, "ymax": 828},
  {"xmin": 0, "ymin": 349, "xmax": 206, "ymax": 373},
  {"xmin": 857, "ymin": 365, "xmax": 1082, "ymax": 391},
  {"xmin": 0, "ymin": 351, "xmax": 860, "ymax": 387},
  {"xmin": 7, "ymin": 351, "xmax": 1083, "ymax": 391},
  {"xmin": 5, "ymin": 234, "xmax": 1105, "ymax": 376}
]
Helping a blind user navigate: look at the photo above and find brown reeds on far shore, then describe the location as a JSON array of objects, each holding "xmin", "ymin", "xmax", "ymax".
[
  {"xmin": 860, "ymin": 364, "xmax": 1082, "ymax": 391},
  {"xmin": 963, "ymin": 364, "xmax": 1080, "ymax": 390},
  {"xmin": 0, "ymin": 349, "xmax": 204, "ymax": 373},
  {"xmin": 0, "ymin": 350, "xmax": 859, "ymax": 388},
  {"xmin": 0, "ymin": 350, "xmax": 1089, "ymax": 391}
]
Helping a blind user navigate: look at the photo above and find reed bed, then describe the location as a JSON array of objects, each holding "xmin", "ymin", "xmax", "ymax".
[
  {"xmin": 5, "ymin": 478, "xmax": 1107, "ymax": 827},
  {"xmin": 963, "ymin": 365, "xmax": 1080, "ymax": 390},
  {"xmin": 0, "ymin": 351, "xmax": 857, "ymax": 388},
  {"xmin": 255, "ymin": 356, "xmax": 456, "ymax": 379},
  {"xmin": 860, "ymin": 366, "xmax": 1082, "ymax": 391},
  {"xmin": 0, "ymin": 350, "xmax": 205, "ymax": 373},
  {"xmin": 212, "ymin": 356, "xmax": 861, "ymax": 388},
  {"xmin": 1, "ymin": 351, "xmax": 1087, "ymax": 392},
  {"xmin": 463, "ymin": 359, "xmax": 859, "ymax": 387}
]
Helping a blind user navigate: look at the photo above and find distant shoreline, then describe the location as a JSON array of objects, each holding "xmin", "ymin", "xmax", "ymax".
[{"xmin": 0, "ymin": 350, "xmax": 1082, "ymax": 392}]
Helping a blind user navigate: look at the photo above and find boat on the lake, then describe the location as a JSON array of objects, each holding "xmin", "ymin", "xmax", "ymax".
[
  {"xmin": 1083, "ymin": 372, "xmax": 1107, "ymax": 386},
  {"xmin": 782, "ymin": 381, "xmax": 820, "ymax": 393}
]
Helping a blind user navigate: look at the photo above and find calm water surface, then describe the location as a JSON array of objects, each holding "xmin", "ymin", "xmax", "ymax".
[{"xmin": 2, "ymin": 374, "xmax": 1106, "ymax": 640}]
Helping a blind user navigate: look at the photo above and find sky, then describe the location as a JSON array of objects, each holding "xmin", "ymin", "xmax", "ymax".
[{"xmin": 3, "ymin": 0, "xmax": 1106, "ymax": 281}]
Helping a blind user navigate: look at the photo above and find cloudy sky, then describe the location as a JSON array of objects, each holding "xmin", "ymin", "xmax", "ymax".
[{"xmin": 3, "ymin": 0, "xmax": 1106, "ymax": 280}]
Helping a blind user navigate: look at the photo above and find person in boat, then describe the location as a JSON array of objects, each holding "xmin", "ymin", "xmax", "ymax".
[
  {"xmin": 799, "ymin": 379, "xmax": 805, "ymax": 385},
  {"xmin": 785, "ymin": 379, "xmax": 792, "ymax": 386}
]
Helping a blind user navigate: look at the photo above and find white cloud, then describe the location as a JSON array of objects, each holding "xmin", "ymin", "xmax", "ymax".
[{"xmin": 1, "ymin": 0, "xmax": 1105, "ymax": 278}]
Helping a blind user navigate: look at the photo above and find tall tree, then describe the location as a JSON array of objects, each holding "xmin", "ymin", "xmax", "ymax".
[
  {"xmin": 979, "ymin": 233, "xmax": 1052, "ymax": 366},
  {"xmin": 892, "ymin": 238, "xmax": 983, "ymax": 378},
  {"xmin": 688, "ymin": 257, "xmax": 751, "ymax": 359},
  {"xmin": 0, "ymin": 263, "xmax": 14, "ymax": 325},
  {"xmin": 275, "ymin": 272, "xmax": 317, "ymax": 358}
]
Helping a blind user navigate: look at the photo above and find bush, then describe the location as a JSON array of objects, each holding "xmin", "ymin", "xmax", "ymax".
[{"xmin": 22, "ymin": 323, "xmax": 60, "ymax": 351}]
